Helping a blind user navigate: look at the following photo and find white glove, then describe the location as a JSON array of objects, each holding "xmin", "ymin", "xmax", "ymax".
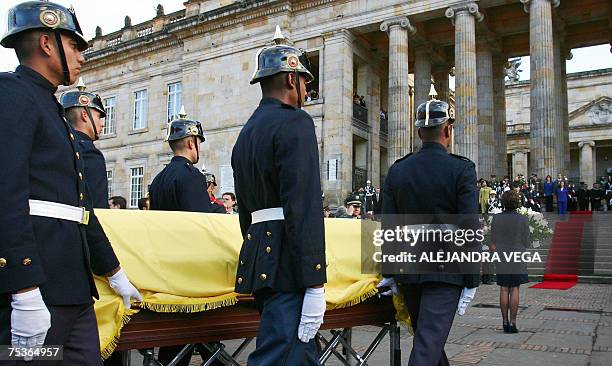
[
  {"xmin": 456, "ymin": 287, "xmax": 477, "ymax": 316},
  {"xmin": 108, "ymin": 269, "xmax": 142, "ymax": 309},
  {"xmin": 298, "ymin": 287, "xmax": 326, "ymax": 343},
  {"xmin": 11, "ymin": 288, "xmax": 51, "ymax": 356},
  {"xmin": 376, "ymin": 277, "xmax": 398, "ymax": 297}
]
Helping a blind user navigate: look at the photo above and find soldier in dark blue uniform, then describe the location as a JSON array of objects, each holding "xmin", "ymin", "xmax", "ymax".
[
  {"xmin": 148, "ymin": 108, "xmax": 224, "ymax": 366},
  {"xmin": 0, "ymin": 2, "xmax": 141, "ymax": 364},
  {"xmin": 378, "ymin": 100, "xmax": 480, "ymax": 366},
  {"xmin": 149, "ymin": 108, "xmax": 224, "ymax": 213},
  {"xmin": 60, "ymin": 78, "xmax": 109, "ymax": 208},
  {"xmin": 231, "ymin": 32, "xmax": 327, "ymax": 365}
]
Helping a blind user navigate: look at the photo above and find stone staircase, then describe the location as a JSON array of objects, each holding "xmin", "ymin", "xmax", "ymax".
[{"xmin": 527, "ymin": 212, "xmax": 612, "ymax": 283}]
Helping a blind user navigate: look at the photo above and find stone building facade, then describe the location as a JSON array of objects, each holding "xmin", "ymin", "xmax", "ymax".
[
  {"xmin": 506, "ymin": 68, "xmax": 612, "ymax": 187},
  {"xmin": 77, "ymin": 0, "xmax": 611, "ymax": 207}
]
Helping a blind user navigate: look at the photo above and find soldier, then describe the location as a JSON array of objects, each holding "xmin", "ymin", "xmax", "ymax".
[
  {"xmin": 378, "ymin": 100, "xmax": 480, "ymax": 366},
  {"xmin": 231, "ymin": 32, "xmax": 327, "ymax": 365},
  {"xmin": 204, "ymin": 173, "xmax": 226, "ymax": 212},
  {"xmin": 346, "ymin": 193, "xmax": 363, "ymax": 219},
  {"xmin": 60, "ymin": 78, "xmax": 109, "ymax": 208},
  {"xmin": 0, "ymin": 2, "xmax": 141, "ymax": 364},
  {"xmin": 149, "ymin": 108, "xmax": 220, "ymax": 213},
  {"xmin": 148, "ymin": 108, "xmax": 224, "ymax": 365}
]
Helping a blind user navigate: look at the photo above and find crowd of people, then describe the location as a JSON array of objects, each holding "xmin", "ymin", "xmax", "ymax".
[{"xmin": 478, "ymin": 173, "xmax": 612, "ymax": 215}]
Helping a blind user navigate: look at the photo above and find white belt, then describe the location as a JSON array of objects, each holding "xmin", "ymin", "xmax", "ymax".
[
  {"xmin": 29, "ymin": 199, "xmax": 90, "ymax": 225},
  {"xmin": 251, "ymin": 207, "xmax": 284, "ymax": 224}
]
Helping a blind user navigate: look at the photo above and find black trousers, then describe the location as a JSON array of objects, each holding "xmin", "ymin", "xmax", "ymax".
[
  {"xmin": 545, "ymin": 196, "xmax": 554, "ymax": 212},
  {"xmin": 401, "ymin": 283, "xmax": 463, "ymax": 366},
  {"xmin": 248, "ymin": 290, "xmax": 320, "ymax": 366},
  {"xmin": 0, "ymin": 303, "xmax": 102, "ymax": 366}
]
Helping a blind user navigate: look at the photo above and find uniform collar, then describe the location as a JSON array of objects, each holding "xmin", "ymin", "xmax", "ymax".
[
  {"xmin": 259, "ymin": 97, "xmax": 297, "ymax": 110},
  {"xmin": 171, "ymin": 155, "xmax": 193, "ymax": 165},
  {"xmin": 75, "ymin": 130, "xmax": 94, "ymax": 142},
  {"xmin": 420, "ymin": 142, "xmax": 448, "ymax": 152},
  {"xmin": 15, "ymin": 65, "xmax": 57, "ymax": 93}
]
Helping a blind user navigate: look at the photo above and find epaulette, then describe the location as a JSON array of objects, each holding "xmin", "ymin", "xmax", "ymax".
[
  {"xmin": 449, "ymin": 153, "xmax": 474, "ymax": 163},
  {"xmin": 393, "ymin": 152, "xmax": 413, "ymax": 164}
]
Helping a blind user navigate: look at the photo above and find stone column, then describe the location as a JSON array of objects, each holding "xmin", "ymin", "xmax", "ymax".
[
  {"xmin": 493, "ymin": 55, "xmax": 508, "ymax": 178},
  {"xmin": 521, "ymin": 0, "xmax": 560, "ymax": 178},
  {"xmin": 476, "ymin": 39, "xmax": 495, "ymax": 179},
  {"xmin": 446, "ymin": 3, "xmax": 483, "ymax": 165},
  {"xmin": 432, "ymin": 65, "xmax": 450, "ymax": 103},
  {"xmin": 553, "ymin": 27, "xmax": 567, "ymax": 175},
  {"xmin": 512, "ymin": 150, "xmax": 529, "ymax": 179},
  {"xmin": 561, "ymin": 50, "xmax": 571, "ymax": 172},
  {"xmin": 579, "ymin": 141, "xmax": 596, "ymax": 188},
  {"xmin": 380, "ymin": 17, "xmax": 416, "ymax": 163},
  {"xmin": 322, "ymin": 30, "xmax": 354, "ymax": 205},
  {"xmin": 413, "ymin": 45, "xmax": 432, "ymax": 151},
  {"xmin": 357, "ymin": 64, "xmax": 382, "ymax": 187}
]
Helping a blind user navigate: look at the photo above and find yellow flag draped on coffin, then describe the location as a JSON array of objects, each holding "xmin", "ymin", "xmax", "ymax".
[{"xmin": 93, "ymin": 209, "xmax": 381, "ymax": 358}]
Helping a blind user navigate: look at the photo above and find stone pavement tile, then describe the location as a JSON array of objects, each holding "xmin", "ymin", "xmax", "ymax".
[
  {"xmin": 594, "ymin": 332, "xmax": 612, "ymax": 348},
  {"xmin": 454, "ymin": 315, "xmax": 503, "ymax": 328},
  {"xmin": 448, "ymin": 325, "xmax": 478, "ymax": 341},
  {"xmin": 595, "ymin": 324, "xmax": 612, "ymax": 335},
  {"xmin": 600, "ymin": 315, "xmax": 612, "ymax": 324},
  {"xmin": 539, "ymin": 319, "xmax": 597, "ymax": 334},
  {"xmin": 467, "ymin": 307, "xmax": 509, "ymax": 317},
  {"xmin": 525, "ymin": 333, "xmax": 593, "ymax": 350},
  {"xmin": 444, "ymin": 343, "xmax": 466, "ymax": 359},
  {"xmin": 536, "ymin": 310, "xmax": 600, "ymax": 322},
  {"xmin": 588, "ymin": 351, "xmax": 612, "ymax": 366},
  {"xmin": 459, "ymin": 327, "xmax": 532, "ymax": 345},
  {"xmin": 477, "ymin": 348, "xmax": 589, "ymax": 366}
]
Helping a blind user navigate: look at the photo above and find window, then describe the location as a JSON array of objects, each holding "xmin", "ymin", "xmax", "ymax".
[
  {"xmin": 167, "ymin": 82, "xmax": 182, "ymax": 122},
  {"xmin": 106, "ymin": 170, "xmax": 113, "ymax": 197},
  {"xmin": 133, "ymin": 90, "xmax": 148, "ymax": 130},
  {"xmin": 129, "ymin": 167, "xmax": 144, "ymax": 208},
  {"xmin": 102, "ymin": 97, "xmax": 116, "ymax": 135}
]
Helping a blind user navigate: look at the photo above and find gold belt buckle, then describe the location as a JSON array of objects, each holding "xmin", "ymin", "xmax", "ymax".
[{"xmin": 81, "ymin": 207, "xmax": 90, "ymax": 225}]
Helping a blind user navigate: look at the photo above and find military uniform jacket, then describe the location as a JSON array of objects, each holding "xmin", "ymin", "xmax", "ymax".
[
  {"xmin": 149, "ymin": 155, "xmax": 224, "ymax": 213},
  {"xmin": 0, "ymin": 66, "xmax": 119, "ymax": 306},
  {"xmin": 382, "ymin": 142, "xmax": 480, "ymax": 288},
  {"xmin": 76, "ymin": 131, "xmax": 109, "ymax": 209},
  {"xmin": 231, "ymin": 98, "xmax": 327, "ymax": 294}
]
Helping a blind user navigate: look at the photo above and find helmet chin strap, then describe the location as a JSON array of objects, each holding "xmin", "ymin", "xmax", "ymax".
[
  {"xmin": 295, "ymin": 70, "xmax": 302, "ymax": 109},
  {"xmin": 193, "ymin": 136, "xmax": 199, "ymax": 164},
  {"xmin": 84, "ymin": 107, "xmax": 98, "ymax": 140},
  {"xmin": 53, "ymin": 30, "xmax": 71, "ymax": 86}
]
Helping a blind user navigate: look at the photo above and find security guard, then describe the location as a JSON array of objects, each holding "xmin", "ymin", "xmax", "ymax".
[
  {"xmin": 60, "ymin": 78, "xmax": 109, "ymax": 208},
  {"xmin": 148, "ymin": 108, "xmax": 224, "ymax": 366},
  {"xmin": 231, "ymin": 29, "xmax": 327, "ymax": 365},
  {"xmin": 149, "ymin": 108, "xmax": 223, "ymax": 213},
  {"xmin": 0, "ymin": 1, "xmax": 140, "ymax": 364},
  {"xmin": 378, "ymin": 100, "xmax": 480, "ymax": 366}
]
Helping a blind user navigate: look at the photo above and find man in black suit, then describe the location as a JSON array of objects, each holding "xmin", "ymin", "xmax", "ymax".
[
  {"xmin": 232, "ymin": 37, "xmax": 327, "ymax": 365},
  {"xmin": 0, "ymin": 2, "xmax": 140, "ymax": 364},
  {"xmin": 379, "ymin": 100, "xmax": 480, "ymax": 366}
]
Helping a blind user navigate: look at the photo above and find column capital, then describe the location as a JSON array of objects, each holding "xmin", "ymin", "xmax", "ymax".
[
  {"xmin": 578, "ymin": 141, "xmax": 596, "ymax": 148},
  {"xmin": 322, "ymin": 28, "xmax": 354, "ymax": 44},
  {"xmin": 445, "ymin": 2, "xmax": 484, "ymax": 25},
  {"xmin": 380, "ymin": 17, "xmax": 416, "ymax": 35},
  {"xmin": 520, "ymin": 0, "xmax": 560, "ymax": 13}
]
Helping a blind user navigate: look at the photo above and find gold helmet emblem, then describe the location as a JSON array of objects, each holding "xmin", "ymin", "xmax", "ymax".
[{"xmin": 40, "ymin": 10, "xmax": 60, "ymax": 28}]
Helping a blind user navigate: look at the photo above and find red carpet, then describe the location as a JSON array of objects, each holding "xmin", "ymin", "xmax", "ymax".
[{"xmin": 530, "ymin": 211, "xmax": 592, "ymax": 290}]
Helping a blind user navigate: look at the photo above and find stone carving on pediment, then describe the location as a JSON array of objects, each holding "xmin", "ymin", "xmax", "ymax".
[{"xmin": 588, "ymin": 99, "xmax": 612, "ymax": 125}]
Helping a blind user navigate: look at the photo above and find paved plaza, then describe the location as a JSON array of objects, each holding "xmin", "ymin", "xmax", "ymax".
[{"xmin": 126, "ymin": 282, "xmax": 611, "ymax": 365}]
